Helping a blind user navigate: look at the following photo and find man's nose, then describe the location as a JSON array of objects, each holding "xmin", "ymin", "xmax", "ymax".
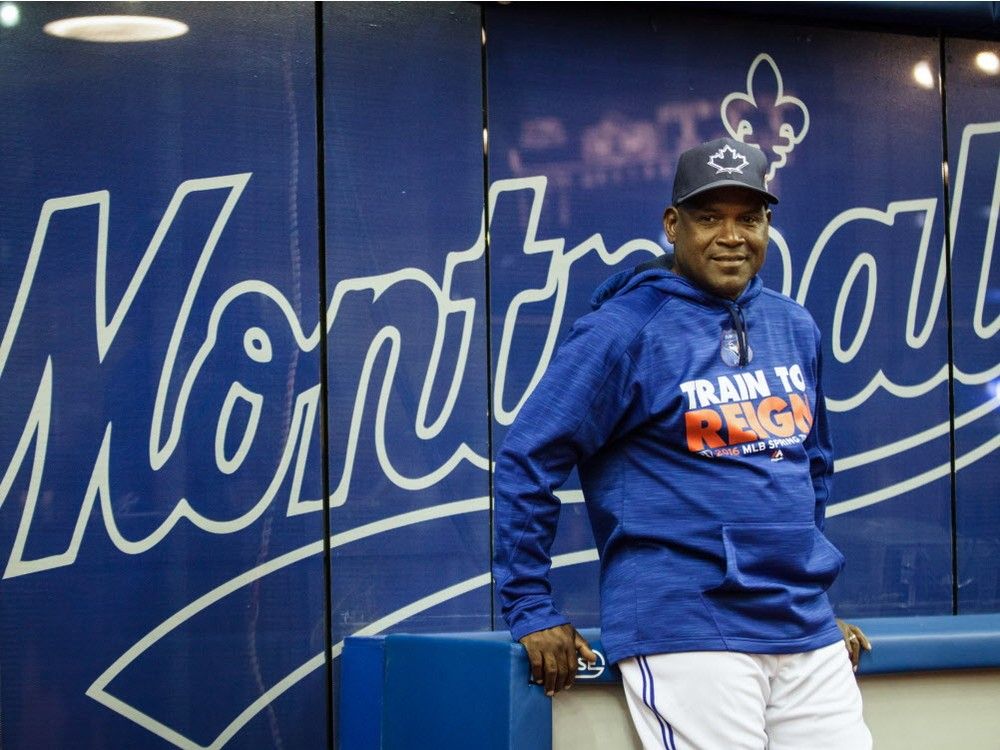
[{"xmin": 716, "ymin": 219, "xmax": 743, "ymax": 246}]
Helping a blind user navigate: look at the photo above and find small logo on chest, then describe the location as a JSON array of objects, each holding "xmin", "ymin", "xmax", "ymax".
[{"xmin": 721, "ymin": 327, "xmax": 752, "ymax": 366}]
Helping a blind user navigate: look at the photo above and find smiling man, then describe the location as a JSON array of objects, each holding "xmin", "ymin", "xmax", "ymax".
[{"xmin": 494, "ymin": 138, "xmax": 873, "ymax": 749}]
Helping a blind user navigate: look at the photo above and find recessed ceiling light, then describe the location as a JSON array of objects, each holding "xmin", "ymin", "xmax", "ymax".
[
  {"xmin": 912, "ymin": 61, "xmax": 935, "ymax": 89},
  {"xmin": 0, "ymin": 2, "xmax": 20, "ymax": 28},
  {"xmin": 975, "ymin": 51, "xmax": 999, "ymax": 75},
  {"xmin": 43, "ymin": 15, "xmax": 188, "ymax": 43}
]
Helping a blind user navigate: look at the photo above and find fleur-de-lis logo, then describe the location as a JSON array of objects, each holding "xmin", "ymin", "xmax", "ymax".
[
  {"xmin": 720, "ymin": 53, "xmax": 810, "ymax": 182},
  {"xmin": 707, "ymin": 144, "xmax": 750, "ymax": 175}
]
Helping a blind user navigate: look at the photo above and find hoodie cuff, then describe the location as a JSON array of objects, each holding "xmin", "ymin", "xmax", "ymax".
[{"xmin": 507, "ymin": 598, "xmax": 571, "ymax": 642}]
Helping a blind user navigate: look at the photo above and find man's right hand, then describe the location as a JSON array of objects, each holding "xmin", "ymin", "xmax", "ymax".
[{"xmin": 519, "ymin": 624, "xmax": 597, "ymax": 697}]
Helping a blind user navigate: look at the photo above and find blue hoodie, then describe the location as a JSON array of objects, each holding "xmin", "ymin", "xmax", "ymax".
[{"xmin": 493, "ymin": 260, "xmax": 844, "ymax": 664}]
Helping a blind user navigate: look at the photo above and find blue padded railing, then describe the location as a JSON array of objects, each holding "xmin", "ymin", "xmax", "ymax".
[{"xmin": 339, "ymin": 614, "xmax": 1000, "ymax": 749}]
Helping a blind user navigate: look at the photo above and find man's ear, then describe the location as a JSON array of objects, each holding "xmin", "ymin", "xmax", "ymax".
[
  {"xmin": 765, "ymin": 208, "xmax": 772, "ymax": 226},
  {"xmin": 663, "ymin": 206, "xmax": 679, "ymax": 243}
]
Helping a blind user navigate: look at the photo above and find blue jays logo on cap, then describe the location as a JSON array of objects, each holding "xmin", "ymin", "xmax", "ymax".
[
  {"xmin": 708, "ymin": 144, "xmax": 750, "ymax": 175},
  {"xmin": 672, "ymin": 136, "xmax": 778, "ymax": 205}
]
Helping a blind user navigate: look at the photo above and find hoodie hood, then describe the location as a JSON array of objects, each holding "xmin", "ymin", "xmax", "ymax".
[{"xmin": 590, "ymin": 253, "xmax": 764, "ymax": 367}]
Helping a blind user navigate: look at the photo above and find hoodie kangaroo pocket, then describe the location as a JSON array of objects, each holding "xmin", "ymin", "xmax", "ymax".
[{"xmin": 704, "ymin": 523, "xmax": 845, "ymax": 639}]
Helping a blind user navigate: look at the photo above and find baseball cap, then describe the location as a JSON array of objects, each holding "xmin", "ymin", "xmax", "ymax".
[{"xmin": 672, "ymin": 137, "xmax": 778, "ymax": 206}]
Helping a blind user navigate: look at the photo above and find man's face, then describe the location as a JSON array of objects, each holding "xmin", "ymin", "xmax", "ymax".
[{"xmin": 662, "ymin": 186, "xmax": 771, "ymax": 300}]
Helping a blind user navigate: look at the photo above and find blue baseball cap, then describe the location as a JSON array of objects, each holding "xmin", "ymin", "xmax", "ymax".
[{"xmin": 672, "ymin": 137, "xmax": 778, "ymax": 205}]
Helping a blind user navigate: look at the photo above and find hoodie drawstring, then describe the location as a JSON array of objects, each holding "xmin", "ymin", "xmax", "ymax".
[{"xmin": 725, "ymin": 301, "xmax": 750, "ymax": 367}]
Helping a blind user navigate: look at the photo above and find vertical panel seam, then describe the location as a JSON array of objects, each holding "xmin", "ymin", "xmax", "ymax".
[
  {"xmin": 481, "ymin": 5, "xmax": 497, "ymax": 632},
  {"xmin": 937, "ymin": 32, "xmax": 959, "ymax": 617},
  {"xmin": 313, "ymin": 2, "xmax": 336, "ymax": 746}
]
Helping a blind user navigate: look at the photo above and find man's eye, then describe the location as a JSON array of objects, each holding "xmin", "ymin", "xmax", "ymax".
[{"xmin": 697, "ymin": 215, "xmax": 718, "ymax": 224}]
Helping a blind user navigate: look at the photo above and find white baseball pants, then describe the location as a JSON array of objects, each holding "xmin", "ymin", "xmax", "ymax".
[{"xmin": 618, "ymin": 641, "xmax": 872, "ymax": 750}]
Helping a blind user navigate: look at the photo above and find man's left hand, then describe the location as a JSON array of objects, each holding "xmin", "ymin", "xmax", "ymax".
[{"xmin": 835, "ymin": 618, "xmax": 871, "ymax": 672}]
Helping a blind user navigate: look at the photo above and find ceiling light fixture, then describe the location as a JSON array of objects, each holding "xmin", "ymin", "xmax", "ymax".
[
  {"xmin": 43, "ymin": 15, "xmax": 188, "ymax": 43},
  {"xmin": 975, "ymin": 51, "xmax": 999, "ymax": 75},
  {"xmin": 0, "ymin": 2, "xmax": 20, "ymax": 28},
  {"xmin": 912, "ymin": 61, "xmax": 935, "ymax": 89}
]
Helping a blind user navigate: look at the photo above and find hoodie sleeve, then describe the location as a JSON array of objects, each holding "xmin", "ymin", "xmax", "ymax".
[
  {"xmin": 805, "ymin": 325, "xmax": 835, "ymax": 530},
  {"xmin": 493, "ymin": 309, "xmax": 642, "ymax": 641}
]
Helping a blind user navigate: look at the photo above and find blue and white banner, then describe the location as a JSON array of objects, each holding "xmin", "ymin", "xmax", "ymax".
[{"xmin": 0, "ymin": 3, "xmax": 327, "ymax": 748}]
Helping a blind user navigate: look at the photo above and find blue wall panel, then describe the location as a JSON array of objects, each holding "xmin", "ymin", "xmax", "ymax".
[
  {"xmin": 0, "ymin": 3, "xmax": 327, "ymax": 747},
  {"xmin": 321, "ymin": 0, "xmax": 490, "ymax": 667},
  {"xmin": 947, "ymin": 37, "xmax": 1000, "ymax": 613},
  {"xmin": 485, "ymin": 5, "xmax": 954, "ymax": 624}
]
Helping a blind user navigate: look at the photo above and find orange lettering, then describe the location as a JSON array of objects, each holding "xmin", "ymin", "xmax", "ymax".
[
  {"xmin": 685, "ymin": 409, "xmax": 726, "ymax": 451},
  {"xmin": 720, "ymin": 403, "xmax": 757, "ymax": 444},
  {"xmin": 790, "ymin": 393, "xmax": 814, "ymax": 433},
  {"xmin": 739, "ymin": 400, "xmax": 768, "ymax": 438},
  {"xmin": 757, "ymin": 396, "xmax": 795, "ymax": 437}
]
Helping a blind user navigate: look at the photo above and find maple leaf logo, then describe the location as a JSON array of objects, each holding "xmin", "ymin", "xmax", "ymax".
[
  {"xmin": 707, "ymin": 144, "xmax": 750, "ymax": 174},
  {"xmin": 720, "ymin": 53, "xmax": 810, "ymax": 183}
]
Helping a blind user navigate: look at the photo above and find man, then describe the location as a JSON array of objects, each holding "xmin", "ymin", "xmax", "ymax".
[{"xmin": 493, "ymin": 137, "xmax": 872, "ymax": 749}]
